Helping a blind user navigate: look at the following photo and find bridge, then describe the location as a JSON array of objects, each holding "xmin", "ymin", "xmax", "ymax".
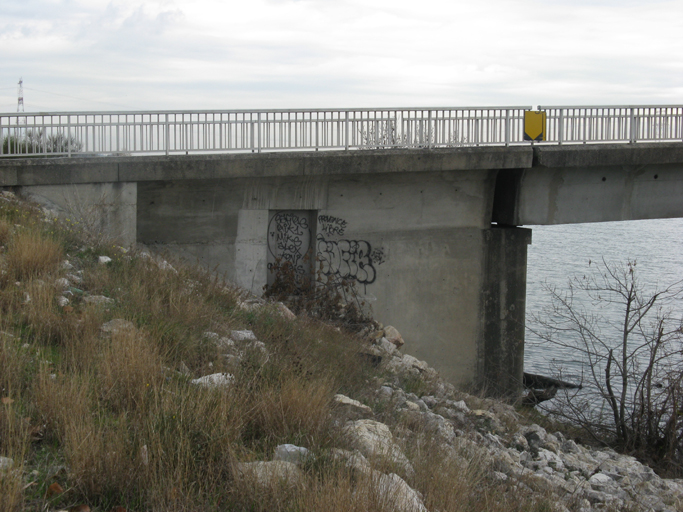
[{"xmin": 1, "ymin": 105, "xmax": 682, "ymax": 396}]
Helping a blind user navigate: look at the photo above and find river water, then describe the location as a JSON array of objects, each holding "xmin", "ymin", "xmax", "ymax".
[{"xmin": 524, "ymin": 218, "xmax": 683, "ymax": 382}]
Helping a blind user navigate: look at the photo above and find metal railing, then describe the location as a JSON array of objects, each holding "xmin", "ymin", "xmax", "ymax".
[
  {"xmin": 0, "ymin": 107, "xmax": 528, "ymax": 157},
  {"xmin": 0, "ymin": 105, "xmax": 681, "ymax": 157},
  {"xmin": 540, "ymin": 105, "xmax": 683, "ymax": 144}
]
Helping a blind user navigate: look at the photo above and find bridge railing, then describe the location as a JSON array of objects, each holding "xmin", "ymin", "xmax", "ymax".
[
  {"xmin": 539, "ymin": 105, "xmax": 683, "ymax": 144},
  {"xmin": 1, "ymin": 105, "xmax": 681, "ymax": 157},
  {"xmin": 0, "ymin": 107, "xmax": 529, "ymax": 157}
]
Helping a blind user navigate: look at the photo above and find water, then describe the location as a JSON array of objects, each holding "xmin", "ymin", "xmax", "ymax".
[{"xmin": 524, "ymin": 218, "xmax": 683, "ymax": 381}]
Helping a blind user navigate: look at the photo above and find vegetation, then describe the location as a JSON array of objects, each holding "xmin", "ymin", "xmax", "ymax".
[
  {"xmin": 0, "ymin": 194, "xmax": 561, "ymax": 512},
  {"xmin": 529, "ymin": 260, "xmax": 683, "ymax": 475},
  {"xmin": 2, "ymin": 130, "xmax": 82, "ymax": 155}
]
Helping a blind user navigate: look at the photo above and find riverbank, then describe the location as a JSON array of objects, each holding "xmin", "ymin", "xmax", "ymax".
[{"xmin": 0, "ymin": 191, "xmax": 681, "ymax": 512}]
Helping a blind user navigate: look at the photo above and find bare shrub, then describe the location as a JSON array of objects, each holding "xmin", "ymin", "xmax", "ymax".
[
  {"xmin": 529, "ymin": 259, "xmax": 683, "ymax": 474},
  {"xmin": 264, "ymin": 258, "xmax": 373, "ymax": 332}
]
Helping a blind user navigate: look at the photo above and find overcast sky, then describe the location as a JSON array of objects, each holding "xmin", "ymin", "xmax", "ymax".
[{"xmin": 1, "ymin": 0, "xmax": 681, "ymax": 112}]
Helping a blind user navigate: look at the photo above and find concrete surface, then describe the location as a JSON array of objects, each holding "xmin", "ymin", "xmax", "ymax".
[{"xmin": 2, "ymin": 143, "xmax": 683, "ymax": 392}]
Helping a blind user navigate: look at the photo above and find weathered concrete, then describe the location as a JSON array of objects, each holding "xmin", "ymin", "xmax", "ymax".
[
  {"xmin": 18, "ymin": 182, "xmax": 137, "ymax": 245},
  {"xmin": 493, "ymin": 143, "xmax": 683, "ymax": 225},
  {"xmin": 2, "ymin": 143, "xmax": 683, "ymax": 391}
]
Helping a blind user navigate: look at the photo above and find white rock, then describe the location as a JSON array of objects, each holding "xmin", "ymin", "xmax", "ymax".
[
  {"xmin": 334, "ymin": 394, "xmax": 373, "ymax": 415},
  {"xmin": 100, "ymin": 319, "xmax": 135, "ymax": 334},
  {"xmin": 0, "ymin": 456, "xmax": 13, "ymax": 471},
  {"xmin": 236, "ymin": 460, "xmax": 303, "ymax": 488},
  {"xmin": 342, "ymin": 419, "xmax": 414, "ymax": 478},
  {"xmin": 190, "ymin": 373, "xmax": 234, "ymax": 389},
  {"xmin": 55, "ymin": 277, "xmax": 70, "ymax": 289},
  {"xmin": 383, "ymin": 325, "xmax": 405, "ymax": 348},
  {"xmin": 84, "ymin": 295, "xmax": 114, "ymax": 305},
  {"xmin": 157, "ymin": 260, "xmax": 177, "ymax": 273},
  {"xmin": 230, "ymin": 330, "xmax": 258, "ymax": 342},
  {"xmin": 98, "ymin": 255, "xmax": 112, "ymax": 265},
  {"xmin": 373, "ymin": 472, "xmax": 428, "ymax": 512},
  {"xmin": 589, "ymin": 472, "xmax": 614, "ymax": 486},
  {"xmin": 57, "ymin": 296, "xmax": 70, "ymax": 307},
  {"xmin": 273, "ymin": 444, "xmax": 313, "ymax": 465},
  {"xmin": 276, "ymin": 302, "xmax": 296, "ymax": 320},
  {"xmin": 329, "ymin": 448, "xmax": 372, "ymax": 475},
  {"xmin": 61, "ymin": 260, "xmax": 74, "ymax": 270},
  {"xmin": 379, "ymin": 337, "xmax": 398, "ymax": 354}
]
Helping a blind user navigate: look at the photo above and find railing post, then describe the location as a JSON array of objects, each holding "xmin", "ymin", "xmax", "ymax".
[
  {"xmin": 67, "ymin": 115, "xmax": 72, "ymax": 157},
  {"xmin": 629, "ymin": 107, "xmax": 636, "ymax": 143},
  {"xmin": 257, "ymin": 112, "xmax": 262, "ymax": 153},
  {"xmin": 428, "ymin": 110, "xmax": 433, "ymax": 148},
  {"xmin": 504, "ymin": 109, "xmax": 510, "ymax": 146},
  {"xmin": 165, "ymin": 114, "xmax": 170, "ymax": 156},
  {"xmin": 558, "ymin": 109, "xmax": 564, "ymax": 145},
  {"xmin": 345, "ymin": 111, "xmax": 349, "ymax": 150}
]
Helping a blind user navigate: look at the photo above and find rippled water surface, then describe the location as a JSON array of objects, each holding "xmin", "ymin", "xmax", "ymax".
[{"xmin": 525, "ymin": 218, "xmax": 683, "ymax": 380}]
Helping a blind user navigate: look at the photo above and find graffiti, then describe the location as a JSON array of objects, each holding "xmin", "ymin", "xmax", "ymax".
[
  {"xmin": 370, "ymin": 247, "xmax": 386, "ymax": 266},
  {"xmin": 316, "ymin": 234, "xmax": 376, "ymax": 285},
  {"xmin": 318, "ymin": 215, "xmax": 347, "ymax": 237},
  {"xmin": 267, "ymin": 212, "xmax": 311, "ymax": 275}
]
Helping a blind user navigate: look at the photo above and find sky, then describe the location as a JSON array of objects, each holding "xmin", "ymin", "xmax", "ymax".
[{"xmin": 1, "ymin": 0, "xmax": 682, "ymax": 112}]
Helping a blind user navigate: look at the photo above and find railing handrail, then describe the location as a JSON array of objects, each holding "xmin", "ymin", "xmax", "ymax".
[
  {"xmin": 1, "ymin": 105, "xmax": 681, "ymax": 158},
  {"xmin": 0, "ymin": 106, "xmax": 533, "ymax": 117}
]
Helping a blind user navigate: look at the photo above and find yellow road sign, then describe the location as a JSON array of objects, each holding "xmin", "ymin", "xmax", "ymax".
[{"xmin": 524, "ymin": 111, "xmax": 546, "ymax": 142}]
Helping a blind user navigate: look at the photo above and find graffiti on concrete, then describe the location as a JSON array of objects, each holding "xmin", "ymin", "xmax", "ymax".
[
  {"xmin": 267, "ymin": 212, "xmax": 311, "ymax": 275},
  {"xmin": 318, "ymin": 215, "xmax": 348, "ymax": 237},
  {"xmin": 316, "ymin": 235, "xmax": 376, "ymax": 285},
  {"xmin": 370, "ymin": 247, "xmax": 386, "ymax": 266}
]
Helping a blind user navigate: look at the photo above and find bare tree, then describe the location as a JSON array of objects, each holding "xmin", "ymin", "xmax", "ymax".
[{"xmin": 528, "ymin": 260, "xmax": 683, "ymax": 472}]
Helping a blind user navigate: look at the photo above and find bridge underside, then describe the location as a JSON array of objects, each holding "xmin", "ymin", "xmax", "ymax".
[{"xmin": 2, "ymin": 143, "xmax": 683, "ymax": 395}]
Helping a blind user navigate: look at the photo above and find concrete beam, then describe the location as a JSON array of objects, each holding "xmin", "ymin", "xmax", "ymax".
[{"xmin": 0, "ymin": 146, "xmax": 532, "ymax": 186}]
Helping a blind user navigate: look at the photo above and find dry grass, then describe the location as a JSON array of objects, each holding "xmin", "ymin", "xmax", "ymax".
[
  {"xmin": 0, "ymin": 195, "xmax": 570, "ymax": 512},
  {"xmin": 5, "ymin": 231, "xmax": 63, "ymax": 281}
]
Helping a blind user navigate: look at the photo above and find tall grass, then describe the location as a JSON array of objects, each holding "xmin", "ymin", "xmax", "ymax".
[{"xmin": 0, "ymin": 195, "xmax": 558, "ymax": 512}]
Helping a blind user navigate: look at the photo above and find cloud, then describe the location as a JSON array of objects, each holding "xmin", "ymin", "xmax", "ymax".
[{"xmin": 1, "ymin": 0, "xmax": 681, "ymax": 111}]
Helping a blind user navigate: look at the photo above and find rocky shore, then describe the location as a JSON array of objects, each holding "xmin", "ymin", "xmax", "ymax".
[{"xmin": 212, "ymin": 318, "xmax": 683, "ymax": 512}]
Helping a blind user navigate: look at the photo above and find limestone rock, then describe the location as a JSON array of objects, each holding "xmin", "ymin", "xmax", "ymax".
[
  {"xmin": 84, "ymin": 295, "xmax": 114, "ymax": 305},
  {"xmin": 0, "ymin": 456, "xmax": 13, "ymax": 471},
  {"xmin": 333, "ymin": 394, "xmax": 373, "ymax": 421},
  {"xmin": 383, "ymin": 325, "xmax": 405, "ymax": 348},
  {"xmin": 276, "ymin": 302, "xmax": 296, "ymax": 320},
  {"xmin": 100, "ymin": 319, "xmax": 135, "ymax": 335},
  {"xmin": 230, "ymin": 330, "xmax": 258, "ymax": 342},
  {"xmin": 329, "ymin": 448, "xmax": 372, "ymax": 475},
  {"xmin": 373, "ymin": 471, "xmax": 428, "ymax": 512},
  {"xmin": 342, "ymin": 419, "xmax": 414, "ymax": 478},
  {"xmin": 273, "ymin": 444, "xmax": 313, "ymax": 465},
  {"xmin": 236, "ymin": 460, "xmax": 304, "ymax": 488},
  {"xmin": 190, "ymin": 373, "xmax": 234, "ymax": 389},
  {"xmin": 98, "ymin": 255, "xmax": 112, "ymax": 265}
]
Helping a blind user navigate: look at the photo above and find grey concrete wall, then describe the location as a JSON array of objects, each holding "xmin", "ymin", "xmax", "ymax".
[
  {"xmin": 136, "ymin": 169, "xmax": 502, "ymax": 386},
  {"xmin": 17, "ymin": 182, "xmax": 137, "ymax": 246},
  {"xmin": 494, "ymin": 164, "xmax": 683, "ymax": 226}
]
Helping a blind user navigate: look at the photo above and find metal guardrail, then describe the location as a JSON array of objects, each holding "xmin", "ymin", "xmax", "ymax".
[{"xmin": 0, "ymin": 106, "xmax": 681, "ymax": 157}]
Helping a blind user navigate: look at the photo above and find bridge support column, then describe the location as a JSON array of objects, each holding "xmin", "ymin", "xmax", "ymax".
[{"xmin": 479, "ymin": 226, "xmax": 531, "ymax": 397}]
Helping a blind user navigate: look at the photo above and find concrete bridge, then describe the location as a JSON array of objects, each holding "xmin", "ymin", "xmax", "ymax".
[{"xmin": 2, "ymin": 140, "xmax": 683, "ymax": 396}]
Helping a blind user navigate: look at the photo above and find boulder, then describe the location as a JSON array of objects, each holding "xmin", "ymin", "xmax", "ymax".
[
  {"xmin": 383, "ymin": 326, "xmax": 405, "ymax": 348},
  {"xmin": 342, "ymin": 419, "xmax": 414, "ymax": 478},
  {"xmin": 236, "ymin": 460, "xmax": 304, "ymax": 488},
  {"xmin": 372, "ymin": 471, "xmax": 428, "ymax": 512},
  {"xmin": 190, "ymin": 373, "xmax": 234, "ymax": 389},
  {"xmin": 273, "ymin": 444, "xmax": 313, "ymax": 465},
  {"xmin": 332, "ymin": 394, "xmax": 374, "ymax": 421},
  {"xmin": 100, "ymin": 319, "xmax": 135, "ymax": 335}
]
